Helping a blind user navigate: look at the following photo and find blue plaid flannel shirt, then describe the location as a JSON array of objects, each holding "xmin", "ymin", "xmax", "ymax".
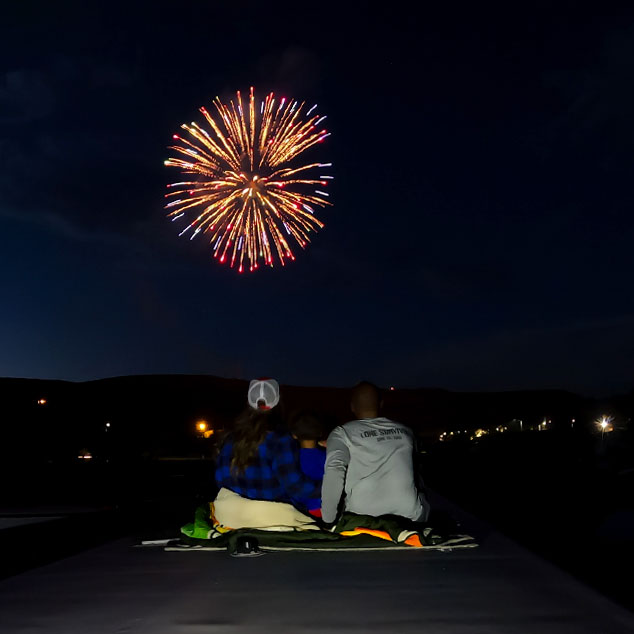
[{"xmin": 215, "ymin": 431, "xmax": 322, "ymax": 509}]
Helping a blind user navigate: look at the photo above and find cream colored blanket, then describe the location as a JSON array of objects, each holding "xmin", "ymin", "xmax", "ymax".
[{"xmin": 212, "ymin": 488, "xmax": 320, "ymax": 531}]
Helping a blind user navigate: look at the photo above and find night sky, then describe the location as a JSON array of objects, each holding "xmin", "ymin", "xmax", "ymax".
[{"xmin": 2, "ymin": 2, "xmax": 634, "ymax": 396}]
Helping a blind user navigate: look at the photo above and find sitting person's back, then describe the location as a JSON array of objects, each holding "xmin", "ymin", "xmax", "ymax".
[
  {"xmin": 321, "ymin": 382, "xmax": 429, "ymax": 524},
  {"xmin": 215, "ymin": 378, "xmax": 322, "ymax": 511},
  {"xmin": 290, "ymin": 411, "xmax": 327, "ymax": 516}
]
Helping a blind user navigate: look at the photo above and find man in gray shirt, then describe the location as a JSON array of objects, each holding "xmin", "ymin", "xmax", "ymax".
[{"xmin": 321, "ymin": 382, "xmax": 430, "ymax": 525}]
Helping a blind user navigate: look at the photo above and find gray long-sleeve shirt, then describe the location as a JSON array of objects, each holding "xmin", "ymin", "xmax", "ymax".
[{"xmin": 321, "ymin": 417, "xmax": 430, "ymax": 524}]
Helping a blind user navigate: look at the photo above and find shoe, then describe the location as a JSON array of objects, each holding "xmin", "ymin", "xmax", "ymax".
[{"xmin": 229, "ymin": 536, "xmax": 264, "ymax": 557}]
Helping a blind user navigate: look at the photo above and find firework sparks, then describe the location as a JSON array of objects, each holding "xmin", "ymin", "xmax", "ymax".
[{"xmin": 164, "ymin": 87, "xmax": 333, "ymax": 272}]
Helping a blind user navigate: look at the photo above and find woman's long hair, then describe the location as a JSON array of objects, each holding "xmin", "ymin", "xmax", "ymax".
[{"xmin": 230, "ymin": 406, "xmax": 280, "ymax": 474}]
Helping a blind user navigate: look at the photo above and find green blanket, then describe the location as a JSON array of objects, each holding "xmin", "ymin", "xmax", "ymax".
[{"xmin": 176, "ymin": 506, "xmax": 477, "ymax": 551}]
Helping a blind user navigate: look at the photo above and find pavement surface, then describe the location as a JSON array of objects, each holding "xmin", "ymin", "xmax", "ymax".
[
  {"xmin": 1, "ymin": 498, "xmax": 633, "ymax": 633},
  {"xmin": 0, "ymin": 517, "xmax": 63, "ymax": 529},
  {"xmin": 0, "ymin": 506, "xmax": 108, "ymax": 531}
]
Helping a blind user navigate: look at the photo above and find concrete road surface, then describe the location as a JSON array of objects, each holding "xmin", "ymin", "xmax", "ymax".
[{"xmin": 1, "ymin": 501, "xmax": 633, "ymax": 633}]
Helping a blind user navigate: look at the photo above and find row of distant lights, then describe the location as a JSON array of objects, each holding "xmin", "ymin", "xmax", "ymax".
[
  {"xmin": 40, "ymin": 395, "xmax": 615, "ymax": 442},
  {"xmin": 439, "ymin": 415, "xmax": 614, "ymax": 441},
  {"xmin": 439, "ymin": 424, "xmax": 520, "ymax": 441},
  {"xmin": 439, "ymin": 429, "xmax": 492, "ymax": 441}
]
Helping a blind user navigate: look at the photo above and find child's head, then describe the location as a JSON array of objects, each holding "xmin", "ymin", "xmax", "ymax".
[{"xmin": 291, "ymin": 411, "xmax": 325, "ymax": 444}]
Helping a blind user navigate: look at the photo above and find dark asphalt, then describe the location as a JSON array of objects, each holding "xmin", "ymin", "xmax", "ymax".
[{"xmin": 0, "ymin": 497, "xmax": 632, "ymax": 633}]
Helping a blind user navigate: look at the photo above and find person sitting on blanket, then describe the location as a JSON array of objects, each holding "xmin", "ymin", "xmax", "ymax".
[
  {"xmin": 321, "ymin": 381, "xmax": 431, "ymax": 527},
  {"xmin": 215, "ymin": 378, "xmax": 322, "ymax": 514},
  {"xmin": 290, "ymin": 411, "xmax": 327, "ymax": 518}
]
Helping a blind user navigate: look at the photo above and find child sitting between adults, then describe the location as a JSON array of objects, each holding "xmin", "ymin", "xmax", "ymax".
[{"xmin": 291, "ymin": 411, "xmax": 327, "ymax": 517}]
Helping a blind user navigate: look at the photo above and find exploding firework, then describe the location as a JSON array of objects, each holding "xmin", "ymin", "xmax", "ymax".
[{"xmin": 164, "ymin": 87, "xmax": 332, "ymax": 272}]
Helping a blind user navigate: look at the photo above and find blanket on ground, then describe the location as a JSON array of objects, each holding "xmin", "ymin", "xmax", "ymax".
[
  {"xmin": 176, "ymin": 490, "xmax": 477, "ymax": 551},
  {"xmin": 209, "ymin": 487, "xmax": 321, "ymax": 531}
]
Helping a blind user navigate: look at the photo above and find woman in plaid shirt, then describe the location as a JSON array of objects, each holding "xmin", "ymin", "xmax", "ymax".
[{"xmin": 215, "ymin": 378, "xmax": 322, "ymax": 511}]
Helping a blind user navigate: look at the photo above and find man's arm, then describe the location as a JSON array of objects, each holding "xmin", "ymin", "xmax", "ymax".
[
  {"xmin": 411, "ymin": 433, "xmax": 431, "ymax": 522},
  {"xmin": 412, "ymin": 434, "xmax": 426, "ymax": 491},
  {"xmin": 320, "ymin": 427, "xmax": 350, "ymax": 524}
]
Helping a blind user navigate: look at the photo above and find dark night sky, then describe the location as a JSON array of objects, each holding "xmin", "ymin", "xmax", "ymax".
[{"xmin": 1, "ymin": 1, "xmax": 633, "ymax": 395}]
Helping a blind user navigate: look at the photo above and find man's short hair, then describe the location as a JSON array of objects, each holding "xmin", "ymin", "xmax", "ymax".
[
  {"xmin": 351, "ymin": 381, "xmax": 382, "ymax": 411},
  {"xmin": 354, "ymin": 381, "xmax": 381, "ymax": 398}
]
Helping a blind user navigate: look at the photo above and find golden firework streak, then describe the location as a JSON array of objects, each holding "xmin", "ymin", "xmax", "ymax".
[{"xmin": 165, "ymin": 87, "xmax": 332, "ymax": 272}]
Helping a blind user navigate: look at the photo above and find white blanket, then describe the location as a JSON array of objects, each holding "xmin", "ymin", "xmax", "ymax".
[{"xmin": 212, "ymin": 488, "xmax": 320, "ymax": 531}]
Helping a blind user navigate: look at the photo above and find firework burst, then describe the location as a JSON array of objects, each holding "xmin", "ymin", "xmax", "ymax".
[{"xmin": 164, "ymin": 87, "xmax": 332, "ymax": 272}]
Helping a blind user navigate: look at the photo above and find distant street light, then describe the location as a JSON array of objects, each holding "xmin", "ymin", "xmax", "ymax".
[
  {"xmin": 37, "ymin": 398, "xmax": 47, "ymax": 405},
  {"xmin": 596, "ymin": 415, "xmax": 614, "ymax": 447}
]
